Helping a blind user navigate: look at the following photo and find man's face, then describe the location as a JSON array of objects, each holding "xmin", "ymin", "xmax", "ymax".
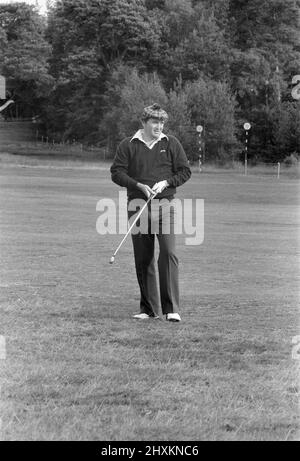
[{"xmin": 143, "ymin": 118, "xmax": 164, "ymax": 140}]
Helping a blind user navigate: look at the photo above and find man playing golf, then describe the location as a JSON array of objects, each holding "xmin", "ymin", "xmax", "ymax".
[{"xmin": 110, "ymin": 103, "xmax": 191, "ymax": 321}]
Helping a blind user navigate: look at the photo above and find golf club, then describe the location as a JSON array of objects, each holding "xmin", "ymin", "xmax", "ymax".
[{"xmin": 109, "ymin": 191, "xmax": 158, "ymax": 264}]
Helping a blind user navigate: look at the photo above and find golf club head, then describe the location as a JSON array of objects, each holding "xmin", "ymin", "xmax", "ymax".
[{"xmin": 109, "ymin": 256, "xmax": 115, "ymax": 264}]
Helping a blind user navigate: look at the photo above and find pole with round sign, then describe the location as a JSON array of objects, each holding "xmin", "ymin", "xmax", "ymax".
[
  {"xmin": 196, "ymin": 125, "xmax": 203, "ymax": 173},
  {"xmin": 243, "ymin": 122, "xmax": 251, "ymax": 176}
]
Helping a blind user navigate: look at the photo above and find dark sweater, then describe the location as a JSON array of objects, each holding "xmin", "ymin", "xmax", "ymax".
[{"xmin": 110, "ymin": 134, "xmax": 191, "ymax": 199}]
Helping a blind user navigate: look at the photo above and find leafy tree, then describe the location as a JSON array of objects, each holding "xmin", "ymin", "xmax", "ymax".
[
  {"xmin": 99, "ymin": 65, "xmax": 168, "ymax": 151},
  {"xmin": 185, "ymin": 78, "xmax": 238, "ymax": 162},
  {"xmin": 166, "ymin": 76, "xmax": 195, "ymax": 160},
  {"xmin": 4, "ymin": 0, "xmax": 295, "ymax": 160},
  {"xmin": 230, "ymin": 48, "xmax": 272, "ymax": 118},
  {"xmin": 47, "ymin": 0, "xmax": 161, "ymax": 72},
  {"xmin": 46, "ymin": 0, "xmax": 163, "ymax": 139},
  {"xmin": 271, "ymin": 102, "xmax": 300, "ymax": 158},
  {"xmin": 0, "ymin": 2, "xmax": 53, "ymax": 117},
  {"xmin": 229, "ymin": 0, "xmax": 300, "ymax": 80},
  {"xmin": 165, "ymin": 6, "xmax": 231, "ymax": 84},
  {"xmin": 163, "ymin": 0, "xmax": 196, "ymax": 49},
  {"xmin": 45, "ymin": 46, "xmax": 105, "ymax": 141},
  {"xmin": 228, "ymin": 0, "xmax": 300, "ymax": 159},
  {"xmin": 99, "ymin": 67, "xmax": 202, "ymax": 159},
  {"xmin": 145, "ymin": 0, "xmax": 166, "ymax": 9},
  {"xmin": 193, "ymin": 0, "xmax": 231, "ymax": 30}
]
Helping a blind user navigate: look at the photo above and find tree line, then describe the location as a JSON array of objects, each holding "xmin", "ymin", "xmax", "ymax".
[{"xmin": 0, "ymin": 0, "xmax": 299, "ymax": 162}]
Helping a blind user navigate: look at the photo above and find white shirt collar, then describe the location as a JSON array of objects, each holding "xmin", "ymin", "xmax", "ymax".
[{"xmin": 130, "ymin": 129, "xmax": 168, "ymax": 149}]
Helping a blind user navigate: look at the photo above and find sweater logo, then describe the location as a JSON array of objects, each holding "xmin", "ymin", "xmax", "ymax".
[{"xmin": 160, "ymin": 149, "xmax": 166, "ymax": 153}]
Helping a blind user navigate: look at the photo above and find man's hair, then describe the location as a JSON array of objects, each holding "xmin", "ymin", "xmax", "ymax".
[{"xmin": 141, "ymin": 103, "xmax": 168, "ymax": 123}]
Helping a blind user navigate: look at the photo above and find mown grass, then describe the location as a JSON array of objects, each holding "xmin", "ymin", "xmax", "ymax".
[
  {"xmin": 1, "ymin": 144, "xmax": 299, "ymax": 178},
  {"xmin": 0, "ymin": 164, "xmax": 299, "ymax": 440},
  {"xmin": 0, "ymin": 142, "xmax": 107, "ymax": 168}
]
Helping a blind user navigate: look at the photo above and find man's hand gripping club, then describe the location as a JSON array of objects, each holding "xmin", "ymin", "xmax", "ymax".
[
  {"xmin": 137, "ymin": 180, "xmax": 169, "ymax": 198},
  {"xmin": 109, "ymin": 184, "xmax": 158, "ymax": 264}
]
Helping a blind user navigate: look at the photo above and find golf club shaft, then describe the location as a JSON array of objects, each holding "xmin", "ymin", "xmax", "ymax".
[{"xmin": 111, "ymin": 192, "xmax": 157, "ymax": 259}]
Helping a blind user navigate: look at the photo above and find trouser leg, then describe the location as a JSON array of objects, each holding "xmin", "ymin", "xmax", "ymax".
[
  {"xmin": 156, "ymin": 202, "xmax": 179, "ymax": 315},
  {"xmin": 129, "ymin": 206, "xmax": 160, "ymax": 316}
]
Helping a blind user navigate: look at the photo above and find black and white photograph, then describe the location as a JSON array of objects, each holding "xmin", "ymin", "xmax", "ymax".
[{"xmin": 0, "ymin": 0, "xmax": 299, "ymax": 444}]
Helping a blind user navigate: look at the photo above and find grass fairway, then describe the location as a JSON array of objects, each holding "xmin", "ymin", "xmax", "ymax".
[{"xmin": 0, "ymin": 165, "xmax": 299, "ymax": 441}]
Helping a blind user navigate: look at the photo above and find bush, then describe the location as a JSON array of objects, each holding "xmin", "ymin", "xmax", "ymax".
[
  {"xmin": 99, "ymin": 65, "xmax": 168, "ymax": 154},
  {"xmin": 100, "ymin": 68, "xmax": 238, "ymax": 162},
  {"xmin": 283, "ymin": 152, "xmax": 299, "ymax": 167},
  {"xmin": 271, "ymin": 102, "xmax": 300, "ymax": 161},
  {"xmin": 185, "ymin": 78, "xmax": 238, "ymax": 163}
]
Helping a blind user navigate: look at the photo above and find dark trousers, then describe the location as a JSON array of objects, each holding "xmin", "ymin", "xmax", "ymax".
[{"xmin": 128, "ymin": 199, "xmax": 179, "ymax": 316}]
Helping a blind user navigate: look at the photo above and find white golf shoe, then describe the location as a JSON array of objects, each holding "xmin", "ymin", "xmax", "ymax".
[
  {"xmin": 166, "ymin": 313, "xmax": 181, "ymax": 322},
  {"xmin": 132, "ymin": 313, "xmax": 159, "ymax": 319}
]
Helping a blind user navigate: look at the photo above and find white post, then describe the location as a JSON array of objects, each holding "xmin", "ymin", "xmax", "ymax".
[
  {"xmin": 277, "ymin": 162, "xmax": 280, "ymax": 179},
  {"xmin": 245, "ymin": 132, "xmax": 248, "ymax": 175},
  {"xmin": 196, "ymin": 125, "xmax": 203, "ymax": 173},
  {"xmin": 243, "ymin": 123, "xmax": 251, "ymax": 176}
]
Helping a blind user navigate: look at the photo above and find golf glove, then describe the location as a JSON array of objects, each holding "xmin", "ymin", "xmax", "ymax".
[{"xmin": 152, "ymin": 180, "xmax": 169, "ymax": 194}]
